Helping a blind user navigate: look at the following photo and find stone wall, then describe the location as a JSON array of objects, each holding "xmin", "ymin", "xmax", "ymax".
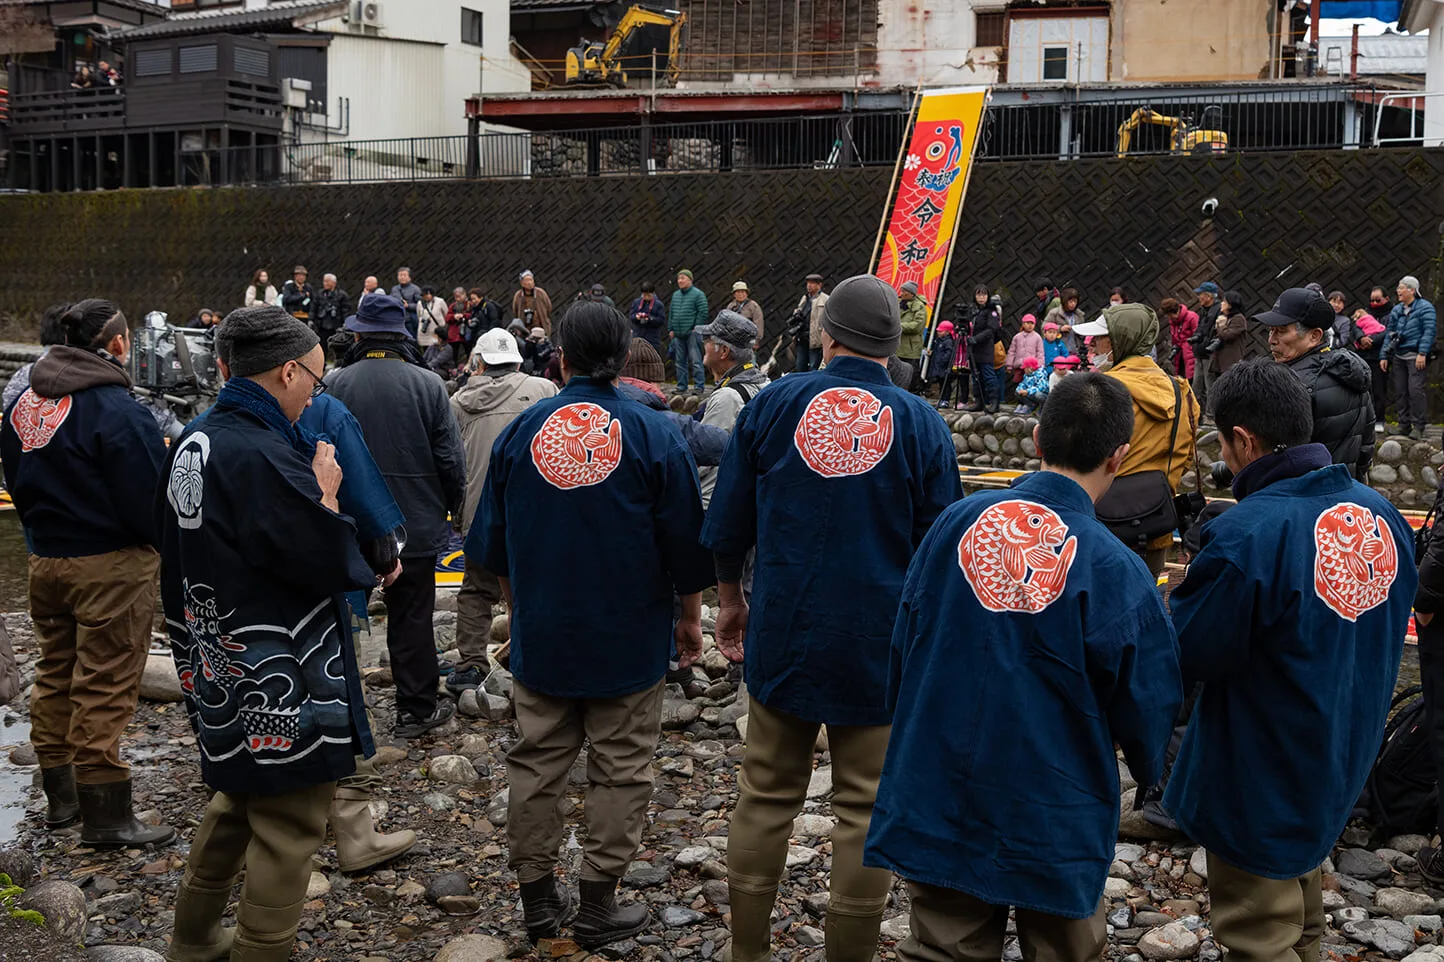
[{"xmin": 944, "ymin": 409, "xmax": 1444, "ymax": 511}]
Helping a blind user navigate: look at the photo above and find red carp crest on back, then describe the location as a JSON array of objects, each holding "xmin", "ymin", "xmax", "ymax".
[
  {"xmin": 10, "ymin": 390, "xmax": 73, "ymax": 452},
  {"xmin": 957, "ymin": 500, "xmax": 1078, "ymax": 613},
  {"xmin": 531, "ymin": 402, "xmax": 624, "ymax": 490},
  {"xmin": 1313, "ymin": 502, "xmax": 1398, "ymax": 622},
  {"xmin": 793, "ymin": 387, "xmax": 895, "ymax": 478}
]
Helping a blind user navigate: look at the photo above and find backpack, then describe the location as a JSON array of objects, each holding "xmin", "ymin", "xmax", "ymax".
[{"xmin": 1359, "ymin": 685, "xmax": 1437, "ymax": 846}]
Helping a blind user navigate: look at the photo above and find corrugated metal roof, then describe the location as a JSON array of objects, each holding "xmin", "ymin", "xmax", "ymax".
[
  {"xmin": 510, "ymin": 0, "xmax": 607, "ymax": 12},
  {"xmin": 115, "ymin": 0, "xmax": 346, "ymax": 39},
  {"xmin": 1320, "ymin": 33, "xmax": 1426, "ymax": 76},
  {"xmin": 0, "ymin": 0, "xmax": 167, "ymax": 11}
]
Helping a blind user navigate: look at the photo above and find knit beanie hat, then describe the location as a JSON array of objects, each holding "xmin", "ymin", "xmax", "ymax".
[
  {"xmin": 216, "ymin": 305, "xmax": 319, "ymax": 377},
  {"xmin": 821, "ymin": 275, "xmax": 902, "ymax": 357},
  {"xmin": 678, "ymin": 269, "xmax": 694, "ymax": 281},
  {"xmin": 622, "ymin": 337, "xmax": 666, "ymax": 383}
]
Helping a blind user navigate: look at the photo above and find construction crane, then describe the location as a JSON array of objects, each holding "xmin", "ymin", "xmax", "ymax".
[
  {"xmin": 1116, "ymin": 106, "xmax": 1228, "ymax": 157},
  {"xmin": 565, "ymin": 5, "xmax": 686, "ymax": 87}
]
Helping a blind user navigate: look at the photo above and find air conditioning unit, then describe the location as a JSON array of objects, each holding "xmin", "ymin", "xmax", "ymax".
[
  {"xmin": 360, "ymin": 1, "xmax": 384, "ymax": 27},
  {"xmin": 283, "ymin": 77, "xmax": 312, "ymax": 110}
]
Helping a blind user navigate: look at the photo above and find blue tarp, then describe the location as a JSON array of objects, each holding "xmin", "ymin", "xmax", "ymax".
[{"xmin": 1319, "ymin": 0, "xmax": 1403, "ymax": 22}]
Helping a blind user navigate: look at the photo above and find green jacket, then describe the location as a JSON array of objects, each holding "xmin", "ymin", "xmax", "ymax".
[
  {"xmin": 899, "ymin": 295, "xmax": 929, "ymax": 359},
  {"xmin": 669, "ymin": 286, "xmax": 709, "ymax": 336}
]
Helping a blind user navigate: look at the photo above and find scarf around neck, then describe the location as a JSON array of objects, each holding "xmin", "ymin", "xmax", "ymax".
[{"xmin": 216, "ymin": 375, "xmax": 316, "ymax": 457}]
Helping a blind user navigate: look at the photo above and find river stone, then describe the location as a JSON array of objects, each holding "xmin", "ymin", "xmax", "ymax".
[
  {"xmin": 1114, "ymin": 843, "xmax": 1145, "ymax": 863},
  {"xmin": 87, "ymin": 949, "xmax": 167, "ymax": 962},
  {"xmin": 1021, "ymin": 437, "xmax": 1037, "ymax": 458},
  {"xmin": 1377, "ymin": 888, "xmax": 1436, "ymax": 919},
  {"xmin": 0, "ymin": 848, "xmax": 38, "ymax": 886},
  {"xmin": 786, "ymin": 845, "xmax": 820, "ymax": 868},
  {"xmin": 1425, "ymin": 467, "xmax": 1439, "ymax": 490},
  {"xmin": 306, "ymin": 872, "xmax": 331, "ymax": 898},
  {"xmin": 661, "ymin": 700, "xmax": 700, "ymax": 729},
  {"xmin": 968, "ymin": 434, "xmax": 985, "ymax": 453},
  {"xmin": 1189, "ymin": 848, "xmax": 1208, "ymax": 879},
  {"xmin": 1371, "ymin": 464, "xmax": 1400, "ymax": 485},
  {"xmin": 92, "ymin": 891, "xmax": 143, "ymax": 916},
  {"xmin": 1401, "ymin": 464, "xmax": 1416, "ymax": 484},
  {"xmin": 1344, "ymin": 918, "xmax": 1416, "ymax": 958},
  {"xmin": 8, "ymin": 742, "xmax": 36, "ymax": 766},
  {"xmin": 139, "ymin": 652, "xmax": 184, "ymax": 702},
  {"xmin": 880, "ymin": 916, "xmax": 911, "ymax": 941},
  {"xmin": 1379, "ymin": 439, "xmax": 1405, "ymax": 464},
  {"xmin": 490, "ymin": 615, "xmax": 509, "ymax": 644},
  {"xmin": 674, "ymin": 846, "xmax": 713, "ymax": 869},
  {"xmin": 426, "ymin": 872, "xmax": 471, "ymax": 905},
  {"xmin": 983, "ymin": 434, "xmax": 1001, "ymax": 453},
  {"xmin": 427, "ymin": 755, "xmax": 478, "ymax": 785},
  {"xmin": 1104, "ymin": 877, "xmax": 1132, "ymax": 898},
  {"xmin": 793, "ymin": 814, "xmax": 836, "ymax": 838},
  {"xmin": 953, "ymin": 434, "xmax": 968, "ymax": 454},
  {"xmin": 1002, "ymin": 437, "xmax": 1021, "ymax": 455},
  {"xmin": 19, "ymin": 880, "xmax": 88, "ymax": 941},
  {"xmin": 435, "ymin": 934, "xmax": 508, "ymax": 962},
  {"xmin": 1405, "ymin": 915, "xmax": 1444, "ymax": 933},
  {"xmin": 1337, "ymin": 849, "xmax": 1392, "ymax": 881},
  {"xmin": 806, "ymin": 766, "xmax": 832, "ymax": 799},
  {"xmin": 1404, "ymin": 949, "xmax": 1444, "ymax": 962},
  {"xmin": 1138, "ymin": 921, "xmax": 1200, "ymax": 960},
  {"xmin": 956, "ymin": 413, "xmax": 974, "ymax": 431}
]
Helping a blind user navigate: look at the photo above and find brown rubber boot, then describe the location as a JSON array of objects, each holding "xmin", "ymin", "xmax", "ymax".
[
  {"xmin": 328, "ymin": 791, "xmax": 415, "ymax": 873},
  {"xmin": 167, "ymin": 874, "xmax": 237, "ymax": 962}
]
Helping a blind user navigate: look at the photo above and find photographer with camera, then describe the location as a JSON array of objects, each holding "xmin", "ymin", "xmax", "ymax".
[{"xmin": 788, "ymin": 273, "xmax": 829, "ymax": 373}]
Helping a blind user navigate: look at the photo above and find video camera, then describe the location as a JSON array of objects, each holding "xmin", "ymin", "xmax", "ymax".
[{"xmin": 129, "ymin": 312, "xmax": 217, "ymax": 394}]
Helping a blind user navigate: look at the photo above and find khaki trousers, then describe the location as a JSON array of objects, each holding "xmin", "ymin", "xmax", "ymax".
[
  {"xmin": 455, "ymin": 563, "xmax": 503, "ymax": 672},
  {"xmin": 29, "ymin": 546, "xmax": 159, "ymax": 783},
  {"xmin": 170, "ymin": 781, "xmax": 336, "ymax": 962},
  {"xmin": 899, "ymin": 881, "xmax": 1106, "ymax": 962},
  {"xmin": 1207, "ymin": 853, "xmax": 1323, "ymax": 962},
  {"xmin": 727, "ymin": 698, "xmax": 893, "ymax": 962},
  {"xmin": 507, "ymin": 679, "xmax": 664, "ymax": 883}
]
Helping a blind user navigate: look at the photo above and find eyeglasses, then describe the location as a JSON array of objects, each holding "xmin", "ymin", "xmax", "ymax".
[{"xmin": 295, "ymin": 361, "xmax": 328, "ymax": 399}]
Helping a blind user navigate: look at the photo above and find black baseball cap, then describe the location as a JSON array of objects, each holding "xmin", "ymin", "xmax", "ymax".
[{"xmin": 1253, "ymin": 288, "xmax": 1335, "ymax": 329}]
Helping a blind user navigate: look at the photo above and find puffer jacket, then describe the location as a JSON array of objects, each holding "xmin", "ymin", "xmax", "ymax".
[
  {"xmin": 1285, "ymin": 346, "xmax": 1375, "ymax": 480},
  {"xmin": 1386, "ymin": 296, "xmax": 1438, "ymax": 356},
  {"xmin": 899, "ymin": 295, "xmax": 929, "ymax": 359},
  {"xmin": 1105, "ymin": 354, "xmax": 1201, "ymax": 550}
]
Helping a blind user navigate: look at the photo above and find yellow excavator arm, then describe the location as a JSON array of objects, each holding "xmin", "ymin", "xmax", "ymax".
[
  {"xmin": 565, "ymin": 5, "xmax": 686, "ymax": 87},
  {"xmin": 1117, "ymin": 105, "xmax": 1228, "ymax": 157},
  {"xmin": 1117, "ymin": 107, "xmax": 1183, "ymax": 156}
]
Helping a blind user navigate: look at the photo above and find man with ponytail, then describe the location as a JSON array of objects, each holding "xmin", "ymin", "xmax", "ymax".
[
  {"xmin": 467, "ymin": 300, "xmax": 714, "ymax": 948},
  {"xmin": 0, "ymin": 298, "xmax": 175, "ymax": 849},
  {"xmin": 158, "ymin": 305, "xmax": 380, "ymax": 962}
]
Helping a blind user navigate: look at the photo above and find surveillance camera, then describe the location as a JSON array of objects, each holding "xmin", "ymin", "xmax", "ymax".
[{"xmin": 1201, "ymin": 197, "xmax": 1219, "ymax": 219}]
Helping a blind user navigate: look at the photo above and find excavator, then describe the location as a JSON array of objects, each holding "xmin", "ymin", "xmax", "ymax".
[
  {"xmin": 565, "ymin": 5, "xmax": 686, "ymax": 87},
  {"xmin": 1116, "ymin": 105, "xmax": 1228, "ymax": 157}
]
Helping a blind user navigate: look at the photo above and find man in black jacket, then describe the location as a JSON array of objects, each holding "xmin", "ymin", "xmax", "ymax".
[
  {"xmin": 1189, "ymin": 281, "xmax": 1222, "ymax": 413},
  {"xmin": 1257, "ymin": 287, "xmax": 1375, "ymax": 480},
  {"xmin": 280, "ymin": 266, "xmax": 314, "ymax": 327},
  {"xmin": 312, "ymin": 273, "xmax": 351, "ymax": 340},
  {"xmin": 328, "ymin": 294, "xmax": 467, "ymax": 739}
]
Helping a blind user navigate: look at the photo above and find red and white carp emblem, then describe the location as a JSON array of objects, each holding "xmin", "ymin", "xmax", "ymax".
[
  {"xmin": 530, "ymin": 402, "xmax": 623, "ymax": 490},
  {"xmin": 957, "ymin": 500, "xmax": 1077, "ymax": 613},
  {"xmin": 1314, "ymin": 502, "xmax": 1398, "ymax": 621},
  {"xmin": 10, "ymin": 390, "xmax": 72, "ymax": 452},
  {"xmin": 793, "ymin": 387, "xmax": 895, "ymax": 478}
]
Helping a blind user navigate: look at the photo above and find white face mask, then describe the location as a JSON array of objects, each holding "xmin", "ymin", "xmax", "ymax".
[{"xmin": 1091, "ymin": 352, "xmax": 1113, "ymax": 372}]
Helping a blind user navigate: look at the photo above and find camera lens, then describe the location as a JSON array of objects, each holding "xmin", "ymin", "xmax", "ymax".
[{"xmin": 1210, "ymin": 461, "xmax": 1234, "ymax": 488}]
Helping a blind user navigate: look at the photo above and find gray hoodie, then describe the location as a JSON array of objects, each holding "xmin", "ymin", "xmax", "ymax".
[{"xmin": 449, "ymin": 368, "xmax": 557, "ymax": 530}]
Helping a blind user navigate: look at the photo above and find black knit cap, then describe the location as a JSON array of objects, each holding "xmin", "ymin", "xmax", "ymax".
[
  {"xmin": 820, "ymin": 275, "xmax": 902, "ymax": 357},
  {"xmin": 216, "ymin": 305, "xmax": 320, "ymax": 377}
]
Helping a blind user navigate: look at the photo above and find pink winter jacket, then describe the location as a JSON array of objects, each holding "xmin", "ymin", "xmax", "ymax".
[{"xmin": 1005, "ymin": 329, "xmax": 1045, "ymax": 369}]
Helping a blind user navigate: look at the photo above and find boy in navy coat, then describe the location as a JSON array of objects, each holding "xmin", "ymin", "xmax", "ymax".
[
  {"xmin": 864, "ymin": 373, "xmax": 1182, "ymax": 962},
  {"xmin": 1166, "ymin": 361, "xmax": 1416, "ymax": 962}
]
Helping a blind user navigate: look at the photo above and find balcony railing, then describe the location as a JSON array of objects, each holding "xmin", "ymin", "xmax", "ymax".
[{"xmin": 7, "ymin": 86, "xmax": 125, "ymax": 135}]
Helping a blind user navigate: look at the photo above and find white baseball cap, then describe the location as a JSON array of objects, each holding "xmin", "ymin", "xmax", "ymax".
[
  {"xmin": 474, "ymin": 327, "xmax": 523, "ymax": 366},
  {"xmin": 1071, "ymin": 313, "xmax": 1111, "ymax": 337}
]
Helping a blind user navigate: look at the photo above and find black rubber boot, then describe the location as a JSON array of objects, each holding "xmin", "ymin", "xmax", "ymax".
[
  {"xmin": 572, "ymin": 877, "xmax": 649, "ymax": 948},
  {"xmin": 77, "ymin": 780, "xmax": 176, "ymax": 848},
  {"xmin": 519, "ymin": 874, "xmax": 579, "ymax": 943},
  {"xmin": 41, "ymin": 764, "xmax": 80, "ymax": 829}
]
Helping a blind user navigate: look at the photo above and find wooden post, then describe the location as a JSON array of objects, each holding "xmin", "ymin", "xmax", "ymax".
[
  {"xmin": 1351, "ymin": 23, "xmax": 1360, "ymax": 80},
  {"xmin": 867, "ymin": 86, "xmax": 921, "ymax": 273}
]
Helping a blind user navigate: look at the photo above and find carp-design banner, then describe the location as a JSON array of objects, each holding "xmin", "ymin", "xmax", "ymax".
[{"xmin": 873, "ymin": 86, "xmax": 990, "ymax": 314}]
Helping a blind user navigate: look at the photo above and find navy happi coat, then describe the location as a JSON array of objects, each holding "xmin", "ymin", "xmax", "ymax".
[
  {"xmin": 701, "ymin": 356, "xmax": 962, "ymax": 726},
  {"xmin": 864, "ymin": 470, "xmax": 1182, "ymax": 918},
  {"xmin": 157, "ymin": 379, "xmax": 376, "ymax": 795}
]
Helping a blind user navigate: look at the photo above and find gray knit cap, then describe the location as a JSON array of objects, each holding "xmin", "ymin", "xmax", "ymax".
[
  {"xmin": 216, "ymin": 305, "xmax": 320, "ymax": 377},
  {"xmin": 820, "ymin": 275, "xmax": 902, "ymax": 357}
]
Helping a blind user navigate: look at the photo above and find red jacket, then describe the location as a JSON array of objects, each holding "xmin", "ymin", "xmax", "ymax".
[{"xmin": 1170, "ymin": 306, "xmax": 1199, "ymax": 379}]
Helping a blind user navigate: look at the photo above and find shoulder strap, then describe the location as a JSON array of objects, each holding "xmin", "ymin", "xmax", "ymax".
[{"xmin": 1165, "ymin": 374, "xmax": 1183, "ymax": 480}]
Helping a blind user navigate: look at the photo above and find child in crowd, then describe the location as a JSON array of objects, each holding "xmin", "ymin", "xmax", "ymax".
[
  {"xmin": 1353, "ymin": 308, "xmax": 1386, "ymax": 344},
  {"xmin": 1049, "ymin": 354, "xmax": 1082, "ymax": 392},
  {"xmin": 1014, "ymin": 356, "xmax": 1048, "ymax": 413},
  {"xmin": 1005, "ymin": 314, "xmax": 1044, "ymax": 385},
  {"xmin": 1042, "ymin": 322, "xmax": 1070, "ymax": 371},
  {"xmin": 926, "ymin": 321, "xmax": 958, "ymax": 408},
  {"xmin": 939, "ymin": 314, "xmax": 971, "ymax": 410}
]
